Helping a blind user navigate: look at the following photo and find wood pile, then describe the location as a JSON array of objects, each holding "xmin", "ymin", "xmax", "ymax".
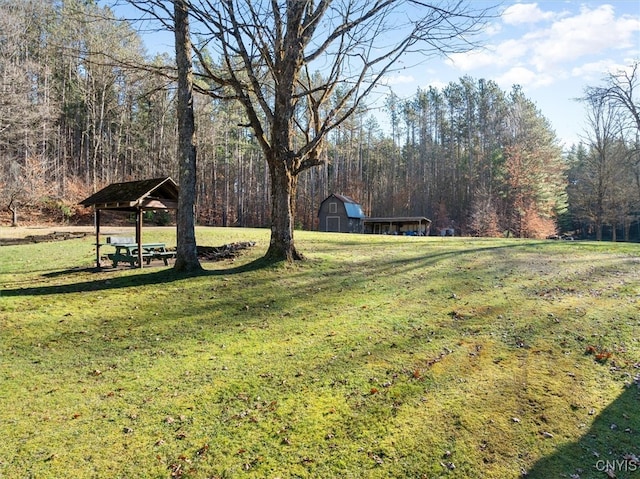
[{"xmin": 196, "ymin": 242, "xmax": 256, "ymax": 261}]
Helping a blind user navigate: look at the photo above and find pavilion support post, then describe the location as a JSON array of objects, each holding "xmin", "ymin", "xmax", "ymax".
[
  {"xmin": 95, "ymin": 208, "xmax": 101, "ymax": 268},
  {"xmin": 136, "ymin": 208, "xmax": 143, "ymax": 268}
]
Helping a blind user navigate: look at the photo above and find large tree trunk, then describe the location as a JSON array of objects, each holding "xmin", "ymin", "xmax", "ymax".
[
  {"xmin": 173, "ymin": 0, "xmax": 202, "ymax": 273},
  {"xmin": 265, "ymin": 159, "xmax": 303, "ymax": 262}
]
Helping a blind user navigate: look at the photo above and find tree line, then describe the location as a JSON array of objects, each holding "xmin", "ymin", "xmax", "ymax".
[{"xmin": 1, "ymin": 0, "xmax": 638, "ymax": 242}]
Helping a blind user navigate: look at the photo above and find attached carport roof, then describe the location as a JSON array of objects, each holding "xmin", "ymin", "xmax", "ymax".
[{"xmin": 364, "ymin": 216, "xmax": 431, "ymax": 224}]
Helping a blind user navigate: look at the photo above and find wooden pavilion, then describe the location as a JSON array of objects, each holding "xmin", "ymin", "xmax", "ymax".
[{"xmin": 79, "ymin": 177, "xmax": 179, "ymax": 268}]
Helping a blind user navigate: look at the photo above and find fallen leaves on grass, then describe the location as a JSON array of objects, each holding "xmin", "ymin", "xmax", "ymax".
[
  {"xmin": 420, "ymin": 347, "xmax": 454, "ymax": 370},
  {"xmin": 195, "ymin": 444, "xmax": 209, "ymax": 456},
  {"xmin": 168, "ymin": 458, "xmax": 190, "ymax": 478},
  {"xmin": 440, "ymin": 461, "xmax": 456, "ymax": 470},
  {"xmin": 585, "ymin": 345, "xmax": 612, "ymax": 363},
  {"xmin": 166, "ymin": 445, "xmax": 210, "ymax": 478}
]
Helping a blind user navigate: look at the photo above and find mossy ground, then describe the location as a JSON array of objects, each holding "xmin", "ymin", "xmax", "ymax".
[{"xmin": 1, "ymin": 227, "xmax": 638, "ymax": 478}]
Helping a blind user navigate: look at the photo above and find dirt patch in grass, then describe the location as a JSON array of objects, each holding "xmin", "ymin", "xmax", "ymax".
[
  {"xmin": 0, "ymin": 225, "xmax": 124, "ymax": 242},
  {"xmin": 0, "ymin": 231, "xmax": 91, "ymax": 246}
]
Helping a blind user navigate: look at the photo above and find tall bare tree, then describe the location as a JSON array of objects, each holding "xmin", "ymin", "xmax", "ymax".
[
  {"xmin": 173, "ymin": 0, "xmax": 202, "ymax": 272},
  {"xmin": 183, "ymin": 0, "xmax": 491, "ymax": 261},
  {"xmin": 585, "ymin": 62, "xmax": 640, "ymax": 138},
  {"xmin": 572, "ymin": 96, "xmax": 629, "ymax": 240},
  {"xmin": 584, "ymin": 62, "xmax": 640, "ymax": 208}
]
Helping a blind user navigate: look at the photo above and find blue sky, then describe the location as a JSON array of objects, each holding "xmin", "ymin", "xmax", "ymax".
[
  {"xmin": 114, "ymin": 1, "xmax": 639, "ymax": 149},
  {"xmin": 378, "ymin": 1, "xmax": 640, "ymax": 148}
]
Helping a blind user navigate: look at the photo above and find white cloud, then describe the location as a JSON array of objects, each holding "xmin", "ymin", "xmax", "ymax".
[
  {"xmin": 571, "ymin": 60, "xmax": 626, "ymax": 80},
  {"xmin": 440, "ymin": 2, "xmax": 639, "ymax": 148},
  {"xmin": 495, "ymin": 66, "xmax": 534, "ymax": 87},
  {"xmin": 422, "ymin": 80, "xmax": 448, "ymax": 91},
  {"xmin": 483, "ymin": 22, "xmax": 503, "ymax": 36},
  {"xmin": 446, "ymin": 49, "xmax": 496, "ymax": 71},
  {"xmin": 380, "ymin": 74, "xmax": 415, "ymax": 86},
  {"xmin": 494, "ymin": 39, "xmax": 530, "ymax": 65},
  {"xmin": 495, "ymin": 66, "xmax": 555, "ymax": 89},
  {"xmin": 502, "ymin": 3, "xmax": 557, "ymax": 25},
  {"xmin": 529, "ymin": 5, "xmax": 640, "ymax": 72},
  {"xmin": 447, "ymin": 38, "xmax": 529, "ymax": 71},
  {"xmin": 446, "ymin": 2, "xmax": 640, "ymax": 91}
]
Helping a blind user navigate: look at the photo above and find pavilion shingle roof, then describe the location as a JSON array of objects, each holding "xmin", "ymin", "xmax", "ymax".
[{"xmin": 79, "ymin": 177, "xmax": 178, "ymax": 210}]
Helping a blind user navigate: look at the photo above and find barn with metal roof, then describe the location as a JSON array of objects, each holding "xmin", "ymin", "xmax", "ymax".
[
  {"xmin": 318, "ymin": 194, "xmax": 432, "ymax": 235},
  {"xmin": 317, "ymin": 194, "xmax": 366, "ymax": 233}
]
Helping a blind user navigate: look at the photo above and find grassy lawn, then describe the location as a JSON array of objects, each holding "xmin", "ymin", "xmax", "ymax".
[{"xmin": 1, "ymin": 227, "xmax": 638, "ymax": 478}]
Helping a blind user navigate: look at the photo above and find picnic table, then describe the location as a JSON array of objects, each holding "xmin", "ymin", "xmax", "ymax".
[{"xmin": 106, "ymin": 242, "xmax": 175, "ymax": 267}]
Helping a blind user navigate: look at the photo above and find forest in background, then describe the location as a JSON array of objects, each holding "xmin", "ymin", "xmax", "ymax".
[{"xmin": 2, "ymin": 0, "xmax": 639, "ymax": 240}]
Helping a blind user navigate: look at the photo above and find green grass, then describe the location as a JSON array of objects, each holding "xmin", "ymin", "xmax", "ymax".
[{"xmin": 1, "ymin": 227, "xmax": 639, "ymax": 478}]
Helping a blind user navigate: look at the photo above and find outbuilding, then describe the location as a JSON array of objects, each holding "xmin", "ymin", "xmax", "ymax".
[{"xmin": 317, "ymin": 194, "xmax": 366, "ymax": 233}]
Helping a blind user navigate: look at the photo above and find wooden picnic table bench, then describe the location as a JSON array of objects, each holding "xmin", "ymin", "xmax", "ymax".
[{"xmin": 106, "ymin": 241, "xmax": 176, "ymax": 267}]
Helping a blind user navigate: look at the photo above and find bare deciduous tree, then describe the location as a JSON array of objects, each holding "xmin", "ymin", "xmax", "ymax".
[
  {"xmin": 173, "ymin": 0, "xmax": 202, "ymax": 272},
  {"xmin": 584, "ymin": 62, "xmax": 640, "ymax": 208},
  {"xmin": 585, "ymin": 62, "xmax": 640, "ymax": 138},
  {"xmin": 574, "ymin": 96, "xmax": 630, "ymax": 240},
  {"xmin": 182, "ymin": 0, "xmax": 492, "ymax": 261}
]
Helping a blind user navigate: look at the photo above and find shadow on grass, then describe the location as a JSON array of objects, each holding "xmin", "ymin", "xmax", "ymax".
[
  {"xmin": 3, "ymin": 237, "xmax": 637, "ymax": 477},
  {"xmin": 526, "ymin": 383, "xmax": 640, "ymax": 479},
  {"xmin": 0, "ymin": 240, "xmax": 587, "ymax": 299},
  {"xmin": 0, "ymin": 256, "xmax": 279, "ymax": 297}
]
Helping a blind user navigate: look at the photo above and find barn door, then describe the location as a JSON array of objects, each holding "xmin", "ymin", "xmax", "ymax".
[{"xmin": 326, "ymin": 216, "xmax": 340, "ymax": 232}]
